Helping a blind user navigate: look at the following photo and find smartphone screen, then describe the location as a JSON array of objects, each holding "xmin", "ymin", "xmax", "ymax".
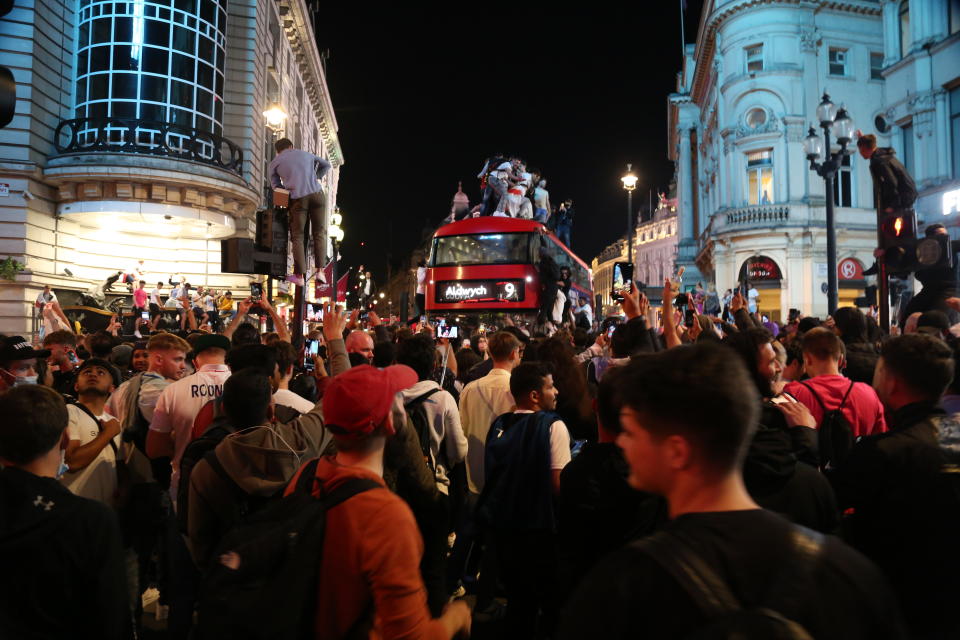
[
  {"xmin": 611, "ymin": 262, "xmax": 633, "ymax": 302},
  {"xmin": 141, "ymin": 311, "xmax": 150, "ymax": 321},
  {"xmin": 304, "ymin": 339, "xmax": 319, "ymax": 369},
  {"xmin": 250, "ymin": 282, "xmax": 263, "ymax": 301}
]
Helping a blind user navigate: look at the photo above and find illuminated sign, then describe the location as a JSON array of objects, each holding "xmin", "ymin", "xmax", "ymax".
[
  {"xmin": 436, "ymin": 279, "xmax": 524, "ymax": 304},
  {"xmin": 944, "ymin": 189, "xmax": 960, "ymax": 217},
  {"xmin": 745, "ymin": 256, "xmax": 782, "ymax": 281}
]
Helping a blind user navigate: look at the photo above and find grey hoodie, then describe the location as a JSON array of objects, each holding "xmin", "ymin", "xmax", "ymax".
[{"xmin": 186, "ymin": 403, "xmax": 332, "ymax": 566}]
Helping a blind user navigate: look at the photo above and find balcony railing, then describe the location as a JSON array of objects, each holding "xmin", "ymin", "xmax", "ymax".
[
  {"xmin": 724, "ymin": 205, "xmax": 790, "ymax": 227},
  {"xmin": 53, "ymin": 117, "xmax": 243, "ymax": 176}
]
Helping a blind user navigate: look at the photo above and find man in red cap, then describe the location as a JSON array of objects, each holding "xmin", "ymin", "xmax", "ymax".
[{"xmin": 286, "ymin": 364, "xmax": 471, "ymax": 639}]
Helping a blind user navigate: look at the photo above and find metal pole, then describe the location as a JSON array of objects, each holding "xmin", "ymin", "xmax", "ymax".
[
  {"xmin": 627, "ymin": 190, "xmax": 633, "ymax": 266},
  {"xmin": 330, "ymin": 240, "xmax": 338, "ymax": 309},
  {"xmin": 823, "ymin": 128, "xmax": 839, "ymax": 316}
]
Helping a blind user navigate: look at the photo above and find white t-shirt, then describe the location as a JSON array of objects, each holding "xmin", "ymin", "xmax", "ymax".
[
  {"xmin": 273, "ymin": 388, "xmax": 316, "ymax": 415},
  {"xmin": 494, "ymin": 161, "xmax": 512, "ymax": 182},
  {"xmin": 149, "ymin": 363, "xmax": 231, "ymax": 496},
  {"xmin": 61, "ymin": 405, "xmax": 119, "ymax": 506},
  {"xmin": 512, "ymin": 410, "xmax": 572, "ymax": 470},
  {"xmin": 203, "ymin": 294, "xmax": 216, "ymax": 312},
  {"xmin": 747, "ymin": 287, "xmax": 760, "ymax": 313},
  {"xmin": 150, "ymin": 287, "xmax": 162, "ymax": 305}
]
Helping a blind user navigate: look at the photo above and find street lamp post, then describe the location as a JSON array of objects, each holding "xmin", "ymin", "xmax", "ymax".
[
  {"xmin": 621, "ymin": 164, "xmax": 638, "ymax": 266},
  {"xmin": 804, "ymin": 93, "xmax": 855, "ymax": 317},
  {"xmin": 329, "ymin": 210, "xmax": 344, "ymax": 308}
]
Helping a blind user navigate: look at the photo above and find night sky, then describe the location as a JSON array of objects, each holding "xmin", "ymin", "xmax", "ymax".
[{"xmin": 318, "ymin": 4, "xmax": 704, "ymax": 284}]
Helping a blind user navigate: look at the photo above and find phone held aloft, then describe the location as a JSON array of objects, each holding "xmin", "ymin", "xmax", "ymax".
[{"xmin": 611, "ymin": 261, "xmax": 634, "ymax": 302}]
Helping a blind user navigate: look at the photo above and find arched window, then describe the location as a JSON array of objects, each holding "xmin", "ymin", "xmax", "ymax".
[{"xmin": 899, "ymin": 1, "xmax": 911, "ymax": 59}]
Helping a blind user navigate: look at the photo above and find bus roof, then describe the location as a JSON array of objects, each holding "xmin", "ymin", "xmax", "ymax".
[
  {"xmin": 433, "ymin": 217, "xmax": 547, "ymax": 237},
  {"xmin": 432, "ymin": 217, "xmax": 591, "ymax": 272}
]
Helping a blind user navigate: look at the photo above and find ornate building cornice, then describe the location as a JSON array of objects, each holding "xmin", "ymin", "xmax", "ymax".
[
  {"xmin": 691, "ymin": 0, "xmax": 883, "ymax": 104},
  {"xmin": 279, "ymin": 0, "xmax": 343, "ymax": 167}
]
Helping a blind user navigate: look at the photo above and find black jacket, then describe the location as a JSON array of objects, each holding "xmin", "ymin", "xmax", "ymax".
[
  {"xmin": 841, "ymin": 341, "xmax": 879, "ymax": 386},
  {"xmin": 743, "ymin": 425, "xmax": 839, "ymax": 533},
  {"xmin": 558, "ymin": 442, "xmax": 666, "ymax": 597},
  {"xmin": 0, "ymin": 467, "xmax": 127, "ymax": 639},
  {"xmin": 869, "ymin": 147, "xmax": 917, "ymax": 212},
  {"xmin": 835, "ymin": 402, "xmax": 960, "ymax": 636}
]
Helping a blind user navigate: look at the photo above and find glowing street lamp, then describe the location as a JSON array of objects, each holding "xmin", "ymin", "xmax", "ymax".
[
  {"xmin": 621, "ymin": 164, "xmax": 638, "ymax": 265},
  {"xmin": 263, "ymin": 103, "xmax": 288, "ymax": 131}
]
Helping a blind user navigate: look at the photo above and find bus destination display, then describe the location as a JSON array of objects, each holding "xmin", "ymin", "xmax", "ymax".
[{"xmin": 436, "ymin": 279, "xmax": 524, "ymax": 304}]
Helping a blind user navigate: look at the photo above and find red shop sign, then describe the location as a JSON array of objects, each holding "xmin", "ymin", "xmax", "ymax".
[{"xmin": 838, "ymin": 258, "xmax": 863, "ymax": 280}]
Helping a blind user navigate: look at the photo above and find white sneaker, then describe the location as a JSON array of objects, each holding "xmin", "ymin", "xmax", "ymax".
[{"xmin": 286, "ymin": 274, "xmax": 305, "ymax": 287}]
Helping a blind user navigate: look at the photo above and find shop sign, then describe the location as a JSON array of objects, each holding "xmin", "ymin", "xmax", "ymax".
[
  {"xmin": 746, "ymin": 256, "xmax": 781, "ymax": 281},
  {"xmin": 838, "ymin": 258, "xmax": 863, "ymax": 280}
]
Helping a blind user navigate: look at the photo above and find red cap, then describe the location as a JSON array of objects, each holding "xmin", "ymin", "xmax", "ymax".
[{"xmin": 323, "ymin": 364, "xmax": 418, "ymax": 438}]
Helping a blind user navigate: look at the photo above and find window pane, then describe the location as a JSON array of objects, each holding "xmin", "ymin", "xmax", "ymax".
[
  {"xmin": 172, "ymin": 25, "xmax": 195, "ymax": 54},
  {"xmin": 111, "ymin": 72, "xmax": 137, "ymax": 99},
  {"xmin": 172, "ymin": 53, "xmax": 194, "ymax": 81},
  {"xmin": 952, "ymin": 115, "xmax": 960, "ymax": 179},
  {"xmin": 92, "ymin": 18, "xmax": 112, "ymax": 44},
  {"xmin": 142, "ymin": 46, "xmax": 168, "ymax": 74},
  {"xmin": 140, "ymin": 102, "xmax": 166, "ymax": 122},
  {"xmin": 114, "ymin": 16, "xmax": 132, "ymax": 42},
  {"xmin": 75, "ymin": 78, "xmax": 88, "ymax": 106},
  {"xmin": 112, "ymin": 44, "xmax": 136, "ymax": 70},
  {"xmin": 195, "ymin": 88, "xmax": 212, "ymax": 116},
  {"xmin": 77, "ymin": 49, "xmax": 89, "ymax": 76},
  {"xmin": 198, "ymin": 35, "xmax": 213, "ymax": 62},
  {"xmin": 89, "ymin": 45, "xmax": 111, "ymax": 72},
  {"xmin": 89, "ymin": 73, "xmax": 110, "ymax": 101},
  {"xmin": 170, "ymin": 80, "xmax": 194, "ymax": 107},
  {"xmin": 760, "ymin": 168, "xmax": 773, "ymax": 204},
  {"xmin": 140, "ymin": 75, "xmax": 167, "ymax": 102},
  {"xmin": 902, "ymin": 123, "xmax": 914, "ymax": 176},
  {"xmin": 111, "ymin": 100, "xmax": 136, "ymax": 118},
  {"xmin": 145, "ymin": 19, "xmax": 169, "ymax": 46},
  {"xmin": 748, "ymin": 170, "xmax": 759, "ymax": 205},
  {"xmin": 900, "ymin": 2, "xmax": 911, "ymax": 58},
  {"xmin": 196, "ymin": 61, "xmax": 213, "ymax": 90},
  {"xmin": 870, "ymin": 53, "xmax": 883, "ymax": 80}
]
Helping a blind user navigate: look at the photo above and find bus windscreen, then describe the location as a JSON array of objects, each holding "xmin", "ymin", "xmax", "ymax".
[{"xmin": 431, "ymin": 233, "xmax": 532, "ymax": 267}]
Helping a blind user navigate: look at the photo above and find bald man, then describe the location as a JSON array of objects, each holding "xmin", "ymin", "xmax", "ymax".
[{"xmin": 345, "ymin": 330, "xmax": 374, "ymax": 366}]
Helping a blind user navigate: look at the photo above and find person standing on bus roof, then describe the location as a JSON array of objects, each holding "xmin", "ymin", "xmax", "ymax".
[
  {"xmin": 534, "ymin": 180, "xmax": 551, "ymax": 224},
  {"xmin": 556, "ymin": 199, "xmax": 575, "ymax": 247}
]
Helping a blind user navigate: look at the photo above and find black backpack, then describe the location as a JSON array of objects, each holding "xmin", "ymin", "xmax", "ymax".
[
  {"xmin": 404, "ymin": 388, "xmax": 441, "ymax": 471},
  {"xmin": 196, "ymin": 459, "xmax": 381, "ymax": 640},
  {"xmin": 177, "ymin": 419, "xmax": 236, "ymax": 533},
  {"xmin": 636, "ymin": 526, "xmax": 823, "ymax": 639},
  {"xmin": 800, "ymin": 380, "xmax": 856, "ymax": 470}
]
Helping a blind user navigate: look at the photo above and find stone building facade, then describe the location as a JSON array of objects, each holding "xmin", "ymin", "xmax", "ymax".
[
  {"xmin": 0, "ymin": 0, "xmax": 342, "ymax": 332},
  {"xmin": 670, "ymin": 0, "xmax": 887, "ymax": 320}
]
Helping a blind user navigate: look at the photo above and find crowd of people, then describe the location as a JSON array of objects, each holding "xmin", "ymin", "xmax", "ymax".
[
  {"xmin": 3, "ymin": 273, "xmax": 960, "ymax": 640},
  {"xmin": 463, "ymin": 155, "xmax": 576, "ymax": 248}
]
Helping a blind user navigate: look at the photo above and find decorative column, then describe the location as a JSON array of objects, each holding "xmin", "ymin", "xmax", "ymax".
[{"xmin": 675, "ymin": 105, "xmax": 703, "ymax": 286}]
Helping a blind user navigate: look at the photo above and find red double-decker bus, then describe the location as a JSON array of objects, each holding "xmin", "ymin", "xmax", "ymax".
[{"xmin": 425, "ymin": 217, "xmax": 593, "ymax": 320}]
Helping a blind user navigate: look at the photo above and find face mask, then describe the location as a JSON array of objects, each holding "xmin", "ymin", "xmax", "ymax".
[
  {"xmin": 12, "ymin": 375, "xmax": 37, "ymax": 386},
  {"xmin": 56, "ymin": 449, "xmax": 69, "ymax": 479}
]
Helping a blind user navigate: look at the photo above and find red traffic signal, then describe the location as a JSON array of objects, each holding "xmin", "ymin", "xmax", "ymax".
[{"xmin": 880, "ymin": 213, "xmax": 915, "ymax": 241}]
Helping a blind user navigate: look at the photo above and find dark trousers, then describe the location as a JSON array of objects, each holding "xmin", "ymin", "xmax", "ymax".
[
  {"xmin": 415, "ymin": 293, "xmax": 426, "ymax": 319},
  {"xmin": 415, "ymin": 493, "xmax": 451, "ymax": 617},
  {"xmin": 495, "ymin": 529, "xmax": 559, "ymax": 639},
  {"xmin": 447, "ymin": 492, "xmax": 498, "ymax": 610},
  {"xmin": 161, "ymin": 511, "xmax": 198, "ymax": 640},
  {"xmin": 289, "ymin": 191, "xmax": 326, "ymax": 274}
]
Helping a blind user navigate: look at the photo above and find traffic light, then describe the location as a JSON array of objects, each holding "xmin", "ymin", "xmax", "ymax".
[
  {"xmin": 915, "ymin": 233, "xmax": 954, "ymax": 270},
  {"xmin": 878, "ymin": 210, "xmax": 917, "ymax": 272}
]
